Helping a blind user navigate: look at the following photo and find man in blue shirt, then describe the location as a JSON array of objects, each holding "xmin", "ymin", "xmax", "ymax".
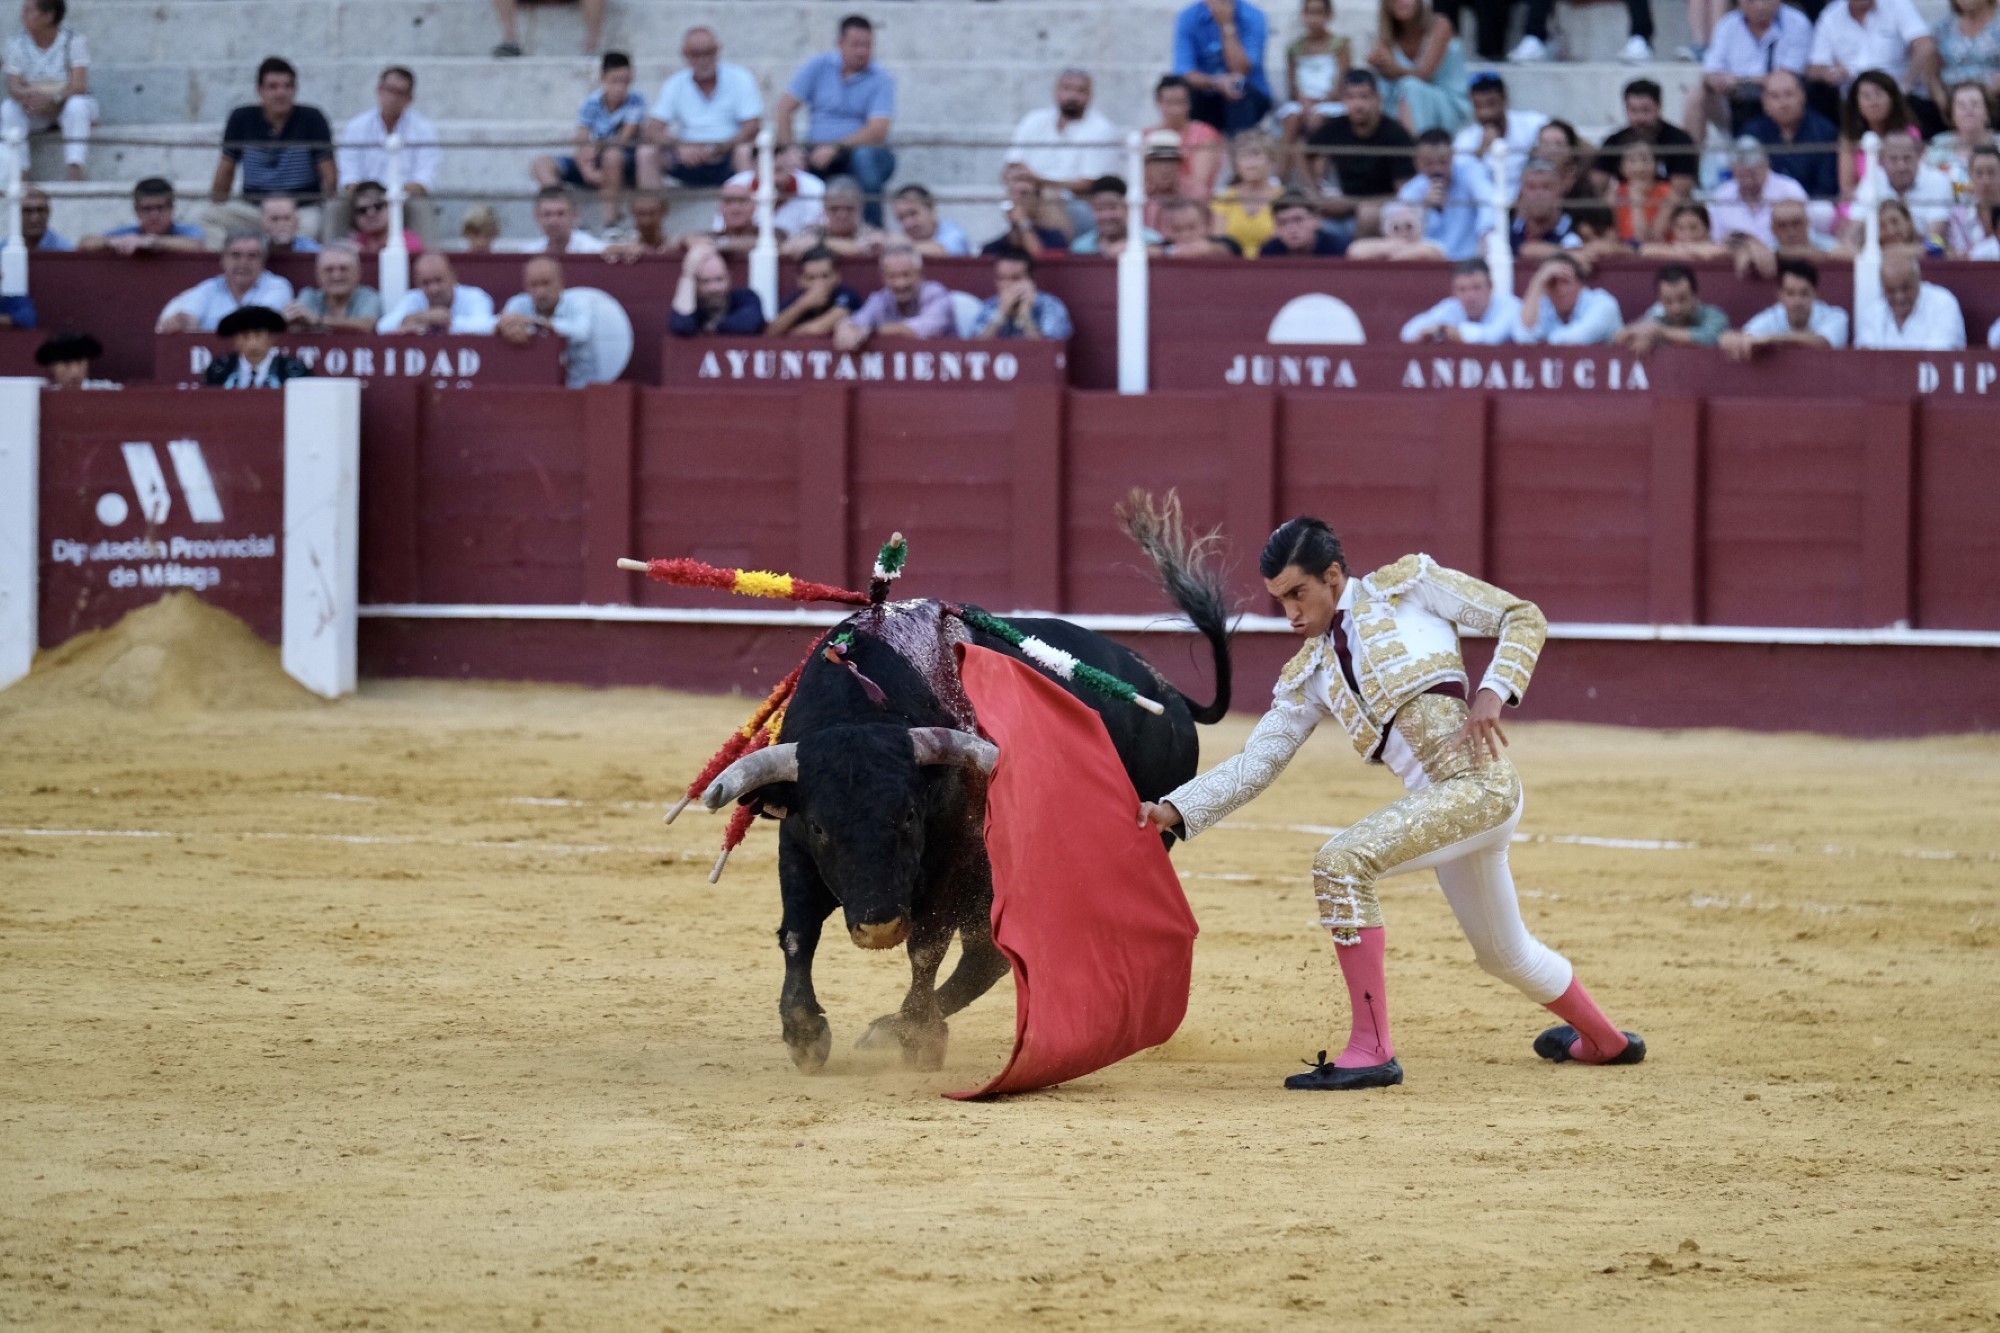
[
  {"xmin": 81, "ymin": 177, "xmax": 205, "ymax": 254},
  {"xmin": 204, "ymin": 57, "xmax": 335, "ymax": 243},
  {"xmin": 1401, "ymin": 258, "xmax": 1522, "ymax": 343},
  {"xmin": 1512, "ymin": 253, "xmax": 1623, "ymax": 344},
  {"xmin": 775, "ymin": 15, "xmax": 897, "ymax": 225},
  {"xmin": 669, "ymin": 240, "xmax": 766, "ymax": 336},
  {"xmin": 1396, "ymin": 130, "xmax": 1495, "ymax": 262},
  {"xmin": 1742, "ymin": 69, "xmax": 1839, "ymax": 200},
  {"xmin": 972, "ymin": 248, "xmax": 1074, "ymax": 339},
  {"xmin": 1171, "ymin": 0, "xmax": 1272, "ymax": 136}
]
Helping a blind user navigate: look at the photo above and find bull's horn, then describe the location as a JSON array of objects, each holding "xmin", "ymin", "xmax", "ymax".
[
  {"xmin": 909, "ymin": 727, "xmax": 1000, "ymax": 775},
  {"xmin": 700, "ymin": 743, "xmax": 801, "ymax": 811}
]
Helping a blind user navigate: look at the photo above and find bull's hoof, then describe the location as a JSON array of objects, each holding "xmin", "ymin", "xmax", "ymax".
[
  {"xmin": 784, "ymin": 1013, "xmax": 832, "ymax": 1073},
  {"xmin": 855, "ymin": 1014, "xmax": 949, "ymax": 1070}
]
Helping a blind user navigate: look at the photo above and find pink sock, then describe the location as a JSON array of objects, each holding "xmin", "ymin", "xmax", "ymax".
[
  {"xmin": 1544, "ymin": 976, "xmax": 1628, "ymax": 1063},
  {"xmin": 1333, "ymin": 926, "xmax": 1395, "ymax": 1068}
]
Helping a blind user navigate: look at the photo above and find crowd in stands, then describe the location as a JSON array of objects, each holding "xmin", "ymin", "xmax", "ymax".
[{"xmin": 9, "ymin": 0, "xmax": 2000, "ymax": 386}]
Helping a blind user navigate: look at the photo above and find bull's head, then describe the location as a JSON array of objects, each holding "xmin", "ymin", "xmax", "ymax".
[{"xmin": 701, "ymin": 725, "xmax": 999, "ymax": 949}]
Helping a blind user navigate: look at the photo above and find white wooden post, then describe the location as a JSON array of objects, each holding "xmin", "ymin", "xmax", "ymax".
[
  {"xmin": 1, "ymin": 127, "xmax": 27, "ymax": 298},
  {"xmin": 379, "ymin": 131, "xmax": 411, "ymax": 311},
  {"xmin": 0, "ymin": 376, "xmax": 38, "ymax": 689},
  {"xmin": 1484, "ymin": 137, "xmax": 1513, "ymax": 296},
  {"xmin": 748, "ymin": 127, "xmax": 779, "ymax": 319},
  {"xmin": 281, "ymin": 379, "xmax": 361, "ymax": 698},
  {"xmin": 1117, "ymin": 131, "xmax": 1149, "ymax": 395},
  {"xmin": 1854, "ymin": 131, "xmax": 1884, "ymax": 337}
]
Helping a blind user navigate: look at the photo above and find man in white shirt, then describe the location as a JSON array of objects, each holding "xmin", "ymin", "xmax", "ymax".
[
  {"xmin": 497, "ymin": 186, "xmax": 609, "ymax": 254},
  {"xmin": 155, "ymin": 232, "xmax": 296, "ymax": 332},
  {"xmin": 1807, "ymin": 0, "xmax": 1934, "ymax": 95},
  {"xmin": 1708, "ymin": 138, "xmax": 1810, "ymax": 246},
  {"xmin": 2, "ymin": 0, "xmax": 96, "ymax": 179},
  {"xmin": 1005, "ymin": 69, "xmax": 1122, "ymax": 235},
  {"xmin": 1400, "ymin": 258, "xmax": 1522, "ymax": 344},
  {"xmin": 1452, "ymin": 73, "xmax": 1545, "ymax": 203},
  {"xmin": 335, "ymin": 66, "xmax": 440, "ymax": 239},
  {"xmin": 1720, "ymin": 256, "xmax": 1850, "ymax": 358},
  {"xmin": 498, "ymin": 256, "xmax": 605, "ymax": 387},
  {"xmin": 640, "ymin": 26, "xmax": 762, "ymax": 190},
  {"xmin": 1512, "ymin": 253, "xmax": 1624, "ymax": 344},
  {"xmin": 377, "ymin": 252, "xmax": 499, "ymax": 334},
  {"xmin": 1684, "ymin": 0, "xmax": 1812, "ymax": 150},
  {"xmin": 1855, "ymin": 253, "xmax": 1966, "ymax": 349},
  {"xmin": 1840, "ymin": 134, "xmax": 1957, "ymax": 246}
]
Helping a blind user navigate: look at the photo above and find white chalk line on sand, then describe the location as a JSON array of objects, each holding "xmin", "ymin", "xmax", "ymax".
[
  {"xmin": 1224, "ymin": 820, "xmax": 2000, "ymax": 866},
  {"xmin": 0, "ymin": 826, "xmax": 706, "ymax": 861}
]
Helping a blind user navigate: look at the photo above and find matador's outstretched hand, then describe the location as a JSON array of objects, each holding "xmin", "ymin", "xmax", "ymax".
[{"xmin": 1459, "ymin": 688, "xmax": 1510, "ymax": 764}]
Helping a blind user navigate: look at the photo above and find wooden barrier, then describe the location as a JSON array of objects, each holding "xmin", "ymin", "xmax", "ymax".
[{"xmin": 154, "ymin": 332, "xmax": 564, "ymax": 386}]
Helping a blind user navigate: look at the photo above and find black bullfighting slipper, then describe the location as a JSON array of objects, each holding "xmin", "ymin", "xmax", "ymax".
[
  {"xmin": 1283, "ymin": 1050, "xmax": 1404, "ymax": 1091},
  {"xmin": 1533, "ymin": 1025, "xmax": 1648, "ymax": 1065}
]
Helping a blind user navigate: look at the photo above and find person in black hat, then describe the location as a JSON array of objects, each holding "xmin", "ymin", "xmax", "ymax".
[
  {"xmin": 35, "ymin": 332, "xmax": 113, "ymax": 390},
  {"xmin": 205, "ymin": 305, "xmax": 312, "ymax": 388}
]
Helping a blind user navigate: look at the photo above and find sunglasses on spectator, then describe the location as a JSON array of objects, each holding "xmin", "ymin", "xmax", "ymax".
[{"xmin": 355, "ymin": 200, "xmax": 388, "ymax": 215}]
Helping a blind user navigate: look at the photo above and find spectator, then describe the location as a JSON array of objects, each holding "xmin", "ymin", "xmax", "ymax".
[
  {"xmin": 1613, "ymin": 140, "xmax": 1675, "ymax": 242},
  {"xmin": 1856, "ymin": 251, "xmax": 1966, "ymax": 347},
  {"xmin": 1931, "ymin": 81, "xmax": 1997, "ymax": 187},
  {"xmin": 1837, "ymin": 70, "xmax": 1921, "ymax": 202},
  {"xmin": 1745, "ymin": 69, "xmax": 1842, "ymax": 198},
  {"xmin": 1809, "ymin": 0, "xmax": 1937, "ymax": 119},
  {"xmin": 284, "ymin": 244, "xmax": 382, "ymax": 334},
  {"xmin": 1849, "ymin": 133, "xmax": 1958, "ymax": 244},
  {"xmin": 1007, "ymin": 69, "xmax": 1122, "ymax": 236},
  {"xmin": 1594, "ymin": 79, "xmax": 1699, "ymax": 194},
  {"xmin": 971, "ymin": 247, "xmax": 1075, "ymax": 339},
  {"xmin": 2, "ymin": 0, "xmax": 94, "ymax": 181},
  {"xmin": 1513, "ymin": 253, "xmax": 1623, "ymax": 343},
  {"xmin": 1368, "ymin": 0, "xmax": 1469, "ymax": 134},
  {"xmin": 1212, "ymin": 132, "xmax": 1284, "ymax": 255},
  {"xmin": 1709, "ymin": 137, "xmax": 1811, "ymax": 245},
  {"xmin": 491, "ymin": 0, "xmax": 603, "ymax": 58},
  {"xmin": 260, "ymin": 196, "xmax": 320, "ymax": 255},
  {"xmin": 1074, "ymin": 175, "xmax": 1163, "ymax": 256},
  {"xmin": 765, "ymin": 246, "xmax": 864, "ymax": 336},
  {"xmin": 0, "ymin": 288, "xmax": 35, "ymax": 327},
  {"xmin": 710, "ymin": 178, "xmax": 764, "ymax": 253},
  {"xmin": 605, "ymin": 193, "xmax": 679, "ymax": 261},
  {"xmin": 335, "ymin": 66, "xmax": 440, "ymax": 240},
  {"xmin": 19, "ymin": 186, "xmax": 68, "ymax": 249},
  {"xmin": 35, "ymin": 331, "xmax": 111, "ymax": 388},
  {"xmin": 1509, "ymin": 0, "xmax": 1655, "ymax": 62},
  {"xmin": 1614, "ymin": 263, "xmax": 1731, "ymax": 352},
  {"xmin": 498, "ymin": 256, "xmax": 605, "ymax": 387},
  {"xmin": 1946, "ymin": 143, "xmax": 2000, "ymax": 254},
  {"xmin": 1396, "ymin": 127, "xmax": 1494, "ymax": 259},
  {"xmin": 786, "ymin": 175, "xmax": 887, "ymax": 257},
  {"xmin": 506, "ymin": 185, "xmax": 609, "ymax": 255},
  {"xmin": 1534, "ymin": 119, "xmax": 1594, "ymax": 203},
  {"xmin": 1172, "ymin": 0, "xmax": 1275, "ymax": 135},
  {"xmin": 1307, "ymin": 70, "xmax": 1416, "ymax": 233},
  {"xmin": 79, "ymin": 177, "xmax": 204, "ymax": 254},
  {"xmin": 1453, "ymin": 73, "xmax": 1547, "ymax": 202},
  {"xmin": 1876, "ymin": 196, "xmax": 1945, "ymax": 254},
  {"xmin": 1278, "ymin": 0, "xmax": 1351, "ymax": 172},
  {"xmin": 534, "ymin": 52, "xmax": 646, "ymax": 231},
  {"xmin": 670, "ymin": 241, "xmax": 766, "ymax": 336},
  {"xmin": 1346, "ymin": 198, "xmax": 1447, "ymax": 256},
  {"xmin": 1259, "ymin": 187, "xmax": 1348, "ymax": 254},
  {"xmin": 1684, "ymin": 0, "xmax": 1814, "ymax": 151},
  {"xmin": 891, "ymin": 184, "xmax": 973, "ymax": 256},
  {"xmin": 982, "ymin": 162, "xmax": 1069, "ymax": 257},
  {"xmin": 775, "ymin": 15, "xmax": 898, "ymax": 225},
  {"xmin": 1720, "ymin": 256, "xmax": 1850, "ymax": 356},
  {"xmin": 1510, "ymin": 157, "xmax": 1583, "ymax": 256},
  {"xmin": 1401, "ymin": 257, "xmax": 1522, "ymax": 341},
  {"xmin": 156, "ymin": 233, "xmax": 296, "ymax": 333},
  {"xmin": 832, "ymin": 243, "xmax": 953, "ymax": 348},
  {"xmin": 1151, "ymin": 75, "xmax": 1227, "ymax": 199},
  {"xmin": 1142, "ymin": 130, "xmax": 1190, "ymax": 230},
  {"xmin": 1159, "ymin": 194, "xmax": 1244, "ymax": 255},
  {"xmin": 1928, "ymin": 0, "xmax": 2000, "ymax": 111},
  {"xmin": 205, "ymin": 57, "xmax": 334, "ymax": 243},
  {"xmin": 204, "ymin": 305, "xmax": 311, "ymax": 388},
  {"xmin": 346, "ymin": 180, "xmax": 424, "ymax": 256},
  {"xmin": 459, "ymin": 205, "xmax": 501, "ymax": 254},
  {"xmin": 1641, "ymin": 201, "xmax": 1732, "ymax": 257},
  {"xmin": 376, "ymin": 253, "xmax": 498, "ymax": 334},
  {"xmin": 641, "ymin": 26, "xmax": 763, "ymax": 191},
  {"xmin": 1772, "ymin": 196, "xmax": 1844, "ymax": 253}
]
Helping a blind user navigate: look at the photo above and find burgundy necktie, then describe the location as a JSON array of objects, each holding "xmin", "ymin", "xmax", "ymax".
[{"xmin": 1330, "ymin": 610, "xmax": 1361, "ymax": 697}]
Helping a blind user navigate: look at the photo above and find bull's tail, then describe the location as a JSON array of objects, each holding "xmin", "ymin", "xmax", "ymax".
[{"xmin": 1116, "ymin": 489, "xmax": 1234, "ymax": 725}]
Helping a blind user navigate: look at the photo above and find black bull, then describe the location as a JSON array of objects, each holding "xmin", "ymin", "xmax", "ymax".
[{"xmin": 700, "ymin": 543, "xmax": 1232, "ymax": 1072}]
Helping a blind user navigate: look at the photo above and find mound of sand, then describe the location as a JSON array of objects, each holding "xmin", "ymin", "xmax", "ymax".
[{"xmin": 2, "ymin": 592, "xmax": 317, "ymax": 713}]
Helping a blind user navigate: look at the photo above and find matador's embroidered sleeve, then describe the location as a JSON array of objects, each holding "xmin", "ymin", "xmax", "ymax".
[
  {"xmin": 1407, "ymin": 556, "xmax": 1549, "ymax": 705},
  {"xmin": 1162, "ymin": 644, "xmax": 1324, "ymax": 839}
]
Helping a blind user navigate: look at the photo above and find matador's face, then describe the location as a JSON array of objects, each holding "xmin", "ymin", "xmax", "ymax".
[{"xmin": 1266, "ymin": 563, "xmax": 1347, "ymax": 640}]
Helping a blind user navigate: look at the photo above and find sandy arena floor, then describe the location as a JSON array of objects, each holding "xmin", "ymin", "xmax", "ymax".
[{"xmin": 2, "ymin": 613, "xmax": 1997, "ymax": 1329}]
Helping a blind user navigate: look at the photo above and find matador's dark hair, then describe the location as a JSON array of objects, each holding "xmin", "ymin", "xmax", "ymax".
[{"xmin": 1260, "ymin": 517, "xmax": 1347, "ymax": 580}]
